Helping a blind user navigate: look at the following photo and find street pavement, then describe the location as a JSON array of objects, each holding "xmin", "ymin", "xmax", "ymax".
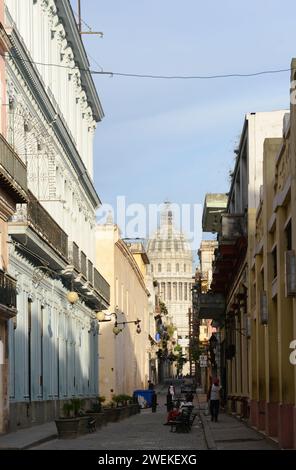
[
  {"xmin": 199, "ymin": 405, "xmax": 278, "ymax": 450},
  {"xmin": 0, "ymin": 421, "xmax": 57, "ymax": 450},
  {"xmin": 0, "ymin": 380, "xmax": 280, "ymax": 450},
  {"xmin": 32, "ymin": 384, "xmax": 207, "ymax": 450}
]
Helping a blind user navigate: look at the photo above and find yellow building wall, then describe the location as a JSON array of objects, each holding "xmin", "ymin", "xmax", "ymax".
[
  {"xmin": 251, "ymin": 133, "xmax": 296, "ymax": 448},
  {"xmin": 96, "ymin": 225, "xmax": 150, "ymax": 402}
]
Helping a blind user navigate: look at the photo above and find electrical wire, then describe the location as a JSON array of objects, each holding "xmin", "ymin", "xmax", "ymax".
[
  {"xmin": 3, "ymin": 50, "xmax": 293, "ymax": 81},
  {"xmin": 92, "ymin": 68, "xmax": 293, "ymax": 80}
]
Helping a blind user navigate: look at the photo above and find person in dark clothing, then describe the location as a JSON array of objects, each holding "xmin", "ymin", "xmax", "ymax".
[
  {"xmin": 166, "ymin": 393, "xmax": 173, "ymax": 412},
  {"xmin": 186, "ymin": 392, "xmax": 194, "ymax": 402},
  {"xmin": 148, "ymin": 380, "xmax": 154, "ymax": 390},
  {"xmin": 151, "ymin": 392, "xmax": 157, "ymax": 412}
]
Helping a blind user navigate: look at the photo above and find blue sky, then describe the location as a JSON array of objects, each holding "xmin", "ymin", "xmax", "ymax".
[{"xmin": 71, "ymin": 0, "xmax": 294, "ymax": 248}]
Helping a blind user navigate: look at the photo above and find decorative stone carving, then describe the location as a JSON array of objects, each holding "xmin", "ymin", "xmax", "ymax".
[{"xmin": 28, "ymin": 292, "xmax": 36, "ymax": 302}]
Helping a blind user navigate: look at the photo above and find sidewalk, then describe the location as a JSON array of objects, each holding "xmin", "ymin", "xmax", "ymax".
[
  {"xmin": 0, "ymin": 422, "xmax": 57, "ymax": 450},
  {"xmin": 199, "ymin": 406, "xmax": 279, "ymax": 450},
  {"xmin": 0, "ymin": 385, "xmax": 167, "ymax": 450}
]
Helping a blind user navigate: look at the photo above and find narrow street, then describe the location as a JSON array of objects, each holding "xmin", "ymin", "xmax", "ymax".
[
  {"xmin": 32, "ymin": 383, "xmax": 207, "ymax": 450},
  {"xmin": 1, "ymin": 0, "xmax": 296, "ymax": 458},
  {"xmin": 23, "ymin": 381, "xmax": 276, "ymax": 451}
]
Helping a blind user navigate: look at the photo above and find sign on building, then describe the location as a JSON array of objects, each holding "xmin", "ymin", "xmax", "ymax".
[{"xmin": 199, "ymin": 355, "xmax": 208, "ymax": 367}]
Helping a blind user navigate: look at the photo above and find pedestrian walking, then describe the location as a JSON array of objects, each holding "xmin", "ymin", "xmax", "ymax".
[
  {"xmin": 208, "ymin": 377, "xmax": 222, "ymax": 422},
  {"xmin": 148, "ymin": 380, "xmax": 154, "ymax": 390},
  {"xmin": 168, "ymin": 382, "xmax": 175, "ymax": 399},
  {"xmin": 166, "ymin": 392, "xmax": 173, "ymax": 412}
]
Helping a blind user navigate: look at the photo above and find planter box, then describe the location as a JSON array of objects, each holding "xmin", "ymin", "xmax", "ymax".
[
  {"xmin": 128, "ymin": 404, "xmax": 140, "ymax": 415},
  {"xmin": 103, "ymin": 404, "xmax": 140, "ymax": 424},
  {"xmin": 78, "ymin": 416, "xmax": 92, "ymax": 435},
  {"xmin": 55, "ymin": 418, "xmax": 80, "ymax": 439},
  {"xmin": 103, "ymin": 408, "xmax": 119, "ymax": 423},
  {"xmin": 117, "ymin": 407, "xmax": 129, "ymax": 421}
]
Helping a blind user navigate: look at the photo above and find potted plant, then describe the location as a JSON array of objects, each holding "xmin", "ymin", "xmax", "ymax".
[{"xmin": 55, "ymin": 400, "xmax": 82, "ymax": 439}]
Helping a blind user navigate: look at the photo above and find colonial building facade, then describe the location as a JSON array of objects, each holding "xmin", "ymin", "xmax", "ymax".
[
  {"xmin": 147, "ymin": 203, "xmax": 194, "ymax": 374},
  {"xmin": 96, "ymin": 223, "xmax": 150, "ymax": 401},
  {"xmin": 0, "ymin": 1, "xmax": 27, "ymax": 433},
  {"xmin": 251, "ymin": 91, "xmax": 296, "ymax": 448},
  {"xmin": 4, "ymin": 0, "xmax": 109, "ymax": 430},
  {"xmin": 201, "ymin": 110, "xmax": 287, "ymax": 438}
]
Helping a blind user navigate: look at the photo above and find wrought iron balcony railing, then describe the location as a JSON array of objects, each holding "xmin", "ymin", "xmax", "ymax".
[
  {"xmin": 70, "ymin": 242, "xmax": 80, "ymax": 271},
  {"xmin": 94, "ymin": 267, "xmax": 110, "ymax": 303},
  {"xmin": 12, "ymin": 192, "xmax": 68, "ymax": 260},
  {"xmin": 0, "ymin": 270, "xmax": 17, "ymax": 310},
  {"xmin": 80, "ymin": 251, "xmax": 87, "ymax": 278},
  {"xmin": 28, "ymin": 195, "xmax": 68, "ymax": 260},
  {"xmin": 88, "ymin": 260, "xmax": 93, "ymax": 285},
  {"xmin": 0, "ymin": 132, "xmax": 27, "ymax": 193}
]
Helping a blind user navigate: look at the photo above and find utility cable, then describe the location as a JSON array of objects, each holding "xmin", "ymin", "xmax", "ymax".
[{"xmin": 3, "ymin": 49, "xmax": 293, "ymax": 81}]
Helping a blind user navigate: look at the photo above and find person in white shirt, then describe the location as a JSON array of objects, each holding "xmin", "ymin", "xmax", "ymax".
[
  {"xmin": 168, "ymin": 383, "xmax": 175, "ymax": 399},
  {"xmin": 208, "ymin": 378, "xmax": 222, "ymax": 422}
]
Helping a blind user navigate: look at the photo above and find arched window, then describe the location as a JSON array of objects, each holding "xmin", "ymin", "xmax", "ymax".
[
  {"xmin": 167, "ymin": 263, "xmax": 171, "ymax": 272},
  {"xmin": 151, "ymin": 264, "xmax": 154, "ymax": 273},
  {"xmin": 176, "ymin": 263, "xmax": 179, "ymax": 272},
  {"xmin": 158, "ymin": 263, "xmax": 162, "ymax": 273}
]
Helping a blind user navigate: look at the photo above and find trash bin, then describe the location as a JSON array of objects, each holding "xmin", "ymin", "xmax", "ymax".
[{"xmin": 133, "ymin": 390, "xmax": 155, "ymax": 408}]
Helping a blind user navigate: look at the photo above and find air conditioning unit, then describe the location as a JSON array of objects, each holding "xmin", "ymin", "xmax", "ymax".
[
  {"xmin": 260, "ymin": 291, "xmax": 268, "ymax": 325},
  {"xmin": 285, "ymin": 250, "xmax": 296, "ymax": 297}
]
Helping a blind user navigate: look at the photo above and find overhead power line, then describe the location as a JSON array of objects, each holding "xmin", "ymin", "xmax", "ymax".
[
  {"xmin": 3, "ymin": 50, "xmax": 293, "ymax": 80},
  {"xmin": 92, "ymin": 68, "xmax": 292, "ymax": 79}
]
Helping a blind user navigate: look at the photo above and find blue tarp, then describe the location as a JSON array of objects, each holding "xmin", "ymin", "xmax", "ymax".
[{"xmin": 133, "ymin": 389, "xmax": 155, "ymax": 408}]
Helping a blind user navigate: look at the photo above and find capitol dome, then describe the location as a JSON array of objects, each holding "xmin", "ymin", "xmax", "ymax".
[
  {"xmin": 146, "ymin": 203, "xmax": 194, "ymax": 371},
  {"xmin": 146, "ymin": 204, "xmax": 193, "ymax": 274}
]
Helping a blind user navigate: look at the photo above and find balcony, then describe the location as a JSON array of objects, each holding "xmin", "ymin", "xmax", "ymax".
[
  {"xmin": 9, "ymin": 192, "xmax": 69, "ymax": 271},
  {"xmin": 88, "ymin": 260, "xmax": 93, "ymax": 285},
  {"xmin": 198, "ymin": 292, "xmax": 225, "ymax": 319},
  {"xmin": 0, "ymin": 133, "xmax": 27, "ymax": 202},
  {"xmin": 0, "ymin": 270, "xmax": 17, "ymax": 319},
  {"xmin": 80, "ymin": 251, "xmax": 87, "ymax": 279},
  {"xmin": 63, "ymin": 243, "xmax": 110, "ymax": 309},
  {"xmin": 94, "ymin": 268, "xmax": 110, "ymax": 304},
  {"xmin": 202, "ymin": 193, "xmax": 228, "ymax": 233},
  {"xmin": 71, "ymin": 242, "xmax": 80, "ymax": 271},
  {"xmin": 220, "ymin": 213, "xmax": 247, "ymax": 241}
]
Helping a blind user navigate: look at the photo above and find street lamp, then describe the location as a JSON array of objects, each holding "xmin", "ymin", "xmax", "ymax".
[
  {"xmin": 32, "ymin": 265, "xmax": 80, "ymax": 305},
  {"xmin": 67, "ymin": 291, "xmax": 79, "ymax": 305},
  {"xmin": 97, "ymin": 307, "xmax": 142, "ymax": 336}
]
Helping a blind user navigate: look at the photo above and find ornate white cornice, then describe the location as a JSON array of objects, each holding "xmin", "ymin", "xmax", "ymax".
[
  {"xmin": 6, "ymin": 13, "xmax": 101, "ymax": 209},
  {"xmin": 35, "ymin": 0, "xmax": 103, "ymax": 122}
]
